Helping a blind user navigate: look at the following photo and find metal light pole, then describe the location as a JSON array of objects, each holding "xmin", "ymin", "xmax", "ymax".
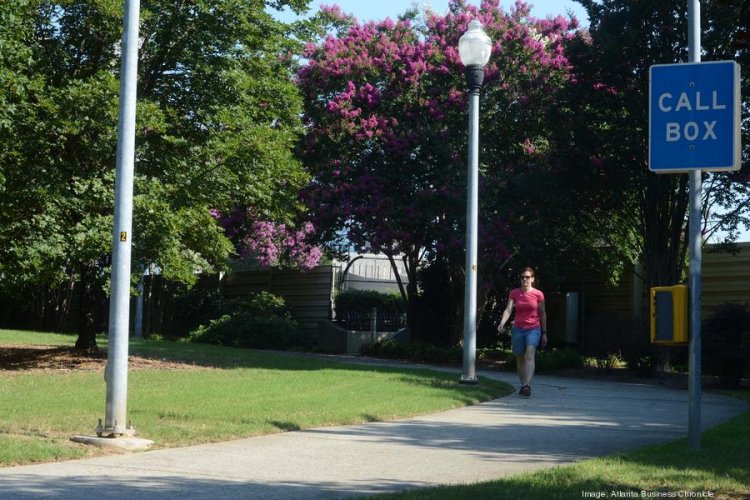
[
  {"xmin": 458, "ymin": 20, "xmax": 492, "ymax": 384},
  {"xmin": 687, "ymin": 0, "xmax": 702, "ymax": 450},
  {"xmin": 99, "ymin": 0, "xmax": 141, "ymax": 437}
]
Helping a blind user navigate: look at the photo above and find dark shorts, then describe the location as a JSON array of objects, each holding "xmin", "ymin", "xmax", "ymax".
[{"xmin": 511, "ymin": 326, "xmax": 542, "ymax": 355}]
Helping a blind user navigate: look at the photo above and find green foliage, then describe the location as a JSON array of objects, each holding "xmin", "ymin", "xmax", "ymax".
[
  {"xmin": 582, "ymin": 317, "xmax": 639, "ymax": 373},
  {"xmin": 0, "ymin": 1, "xmax": 312, "ymax": 345},
  {"xmin": 335, "ymin": 289, "xmax": 405, "ymax": 316},
  {"xmin": 534, "ymin": 348, "xmax": 586, "ymax": 373},
  {"xmin": 554, "ymin": 0, "xmax": 750, "ymax": 291},
  {"xmin": 224, "ymin": 290, "xmax": 291, "ymax": 317},
  {"xmin": 189, "ymin": 291, "xmax": 305, "ymax": 350},
  {"xmin": 166, "ymin": 285, "xmax": 224, "ymax": 338},
  {"xmin": 703, "ymin": 303, "xmax": 750, "ymax": 388},
  {"xmin": 362, "ymin": 340, "xmax": 462, "ymax": 365},
  {"xmin": 412, "ymin": 259, "xmax": 457, "ymax": 345}
]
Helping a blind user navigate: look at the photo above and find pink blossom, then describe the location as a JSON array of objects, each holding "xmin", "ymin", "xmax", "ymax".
[{"xmin": 298, "ymin": 0, "xmax": 576, "ymax": 277}]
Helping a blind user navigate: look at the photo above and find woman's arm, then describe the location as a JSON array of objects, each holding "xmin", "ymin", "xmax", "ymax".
[
  {"xmin": 538, "ymin": 300, "xmax": 548, "ymax": 347},
  {"xmin": 497, "ymin": 299, "xmax": 515, "ymax": 332}
]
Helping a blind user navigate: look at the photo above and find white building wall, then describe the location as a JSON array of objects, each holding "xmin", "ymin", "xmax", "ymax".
[{"xmin": 335, "ymin": 253, "xmax": 409, "ymax": 293}]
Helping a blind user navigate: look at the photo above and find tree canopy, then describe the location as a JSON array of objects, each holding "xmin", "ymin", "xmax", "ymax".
[
  {"xmin": 0, "ymin": 0, "xmax": 312, "ymax": 346},
  {"xmin": 560, "ymin": 0, "xmax": 750, "ymax": 289},
  {"xmin": 298, "ymin": 0, "xmax": 578, "ymax": 340}
]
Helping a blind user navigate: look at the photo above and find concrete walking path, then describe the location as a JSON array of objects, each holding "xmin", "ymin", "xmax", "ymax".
[{"xmin": 0, "ymin": 360, "xmax": 746, "ymax": 499}]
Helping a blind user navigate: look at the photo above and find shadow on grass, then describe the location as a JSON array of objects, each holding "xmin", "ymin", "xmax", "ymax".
[
  {"xmin": 267, "ymin": 420, "xmax": 301, "ymax": 432},
  {"xmin": 0, "ymin": 346, "xmax": 106, "ymax": 371},
  {"xmin": 377, "ymin": 397, "xmax": 750, "ymax": 499},
  {"xmin": 127, "ymin": 340, "xmax": 508, "ymax": 396}
]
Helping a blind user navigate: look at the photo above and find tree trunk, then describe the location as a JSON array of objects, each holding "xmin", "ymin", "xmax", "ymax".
[
  {"xmin": 74, "ymin": 261, "xmax": 99, "ymax": 352},
  {"xmin": 386, "ymin": 250, "xmax": 421, "ymax": 339},
  {"xmin": 448, "ymin": 262, "xmax": 464, "ymax": 346}
]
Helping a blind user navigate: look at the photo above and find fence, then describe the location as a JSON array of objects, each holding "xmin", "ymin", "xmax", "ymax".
[
  {"xmin": 335, "ymin": 309, "xmax": 406, "ymax": 332},
  {"xmin": 221, "ymin": 265, "xmax": 336, "ymax": 335},
  {"xmin": 553, "ymin": 242, "xmax": 750, "ymax": 347},
  {"xmin": 4, "ymin": 244, "xmax": 750, "ymax": 339}
]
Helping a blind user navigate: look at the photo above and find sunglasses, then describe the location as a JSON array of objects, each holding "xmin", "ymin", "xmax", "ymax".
[{"xmin": 520, "ymin": 275, "xmax": 533, "ymax": 280}]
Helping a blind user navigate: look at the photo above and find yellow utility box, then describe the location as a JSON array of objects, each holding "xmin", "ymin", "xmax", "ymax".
[{"xmin": 650, "ymin": 285, "xmax": 688, "ymax": 345}]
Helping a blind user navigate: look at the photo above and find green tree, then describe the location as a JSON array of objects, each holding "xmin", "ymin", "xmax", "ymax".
[
  {"xmin": 0, "ymin": 0, "xmax": 310, "ymax": 348},
  {"xmin": 552, "ymin": 0, "xmax": 750, "ymax": 290},
  {"xmin": 533, "ymin": 0, "xmax": 750, "ymax": 368}
]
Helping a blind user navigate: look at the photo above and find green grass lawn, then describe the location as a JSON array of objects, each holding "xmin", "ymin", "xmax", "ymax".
[
  {"xmin": 0, "ymin": 329, "xmax": 512, "ymax": 466},
  {"xmin": 3, "ymin": 330, "xmax": 748, "ymax": 498}
]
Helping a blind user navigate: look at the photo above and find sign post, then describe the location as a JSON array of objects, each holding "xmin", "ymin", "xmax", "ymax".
[{"xmin": 648, "ymin": 1, "xmax": 741, "ymax": 450}]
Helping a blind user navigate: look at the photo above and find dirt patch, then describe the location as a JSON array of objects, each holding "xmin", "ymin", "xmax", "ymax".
[{"xmin": 0, "ymin": 344, "xmax": 210, "ymax": 374}]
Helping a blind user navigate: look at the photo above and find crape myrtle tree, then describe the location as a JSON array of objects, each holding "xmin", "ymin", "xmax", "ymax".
[
  {"xmin": 0, "ymin": 0, "xmax": 311, "ymax": 349},
  {"xmin": 211, "ymin": 208, "xmax": 322, "ymax": 270},
  {"xmin": 298, "ymin": 0, "xmax": 577, "ymax": 342}
]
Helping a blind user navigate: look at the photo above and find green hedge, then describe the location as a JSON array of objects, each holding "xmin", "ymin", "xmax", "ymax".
[
  {"xmin": 361, "ymin": 340, "xmax": 462, "ymax": 364},
  {"xmin": 189, "ymin": 291, "xmax": 305, "ymax": 350},
  {"xmin": 702, "ymin": 302, "xmax": 750, "ymax": 388},
  {"xmin": 334, "ymin": 289, "xmax": 405, "ymax": 315},
  {"xmin": 496, "ymin": 347, "xmax": 586, "ymax": 373}
]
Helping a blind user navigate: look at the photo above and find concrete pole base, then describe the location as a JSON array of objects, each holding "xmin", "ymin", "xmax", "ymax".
[{"xmin": 70, "ymin": 434, "xmax": 154, "ymax": 451}]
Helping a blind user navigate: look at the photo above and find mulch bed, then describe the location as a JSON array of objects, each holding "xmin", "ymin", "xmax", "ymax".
[{"xmin": 0, "ymin": 344, "xmax": 209, "ymax": 374}]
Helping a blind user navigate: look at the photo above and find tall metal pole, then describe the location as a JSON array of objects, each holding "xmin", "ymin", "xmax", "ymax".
[
  {"xmin": 687, "ymin": 0, "xmax": 703, "ymax": 450},
  {"xmin": 101, "ymin": 0, "xmax": 141, "ymax": 437},
  {"xmin": 461, "ymin": 68, "xmax": 482, "ymax": 384}
]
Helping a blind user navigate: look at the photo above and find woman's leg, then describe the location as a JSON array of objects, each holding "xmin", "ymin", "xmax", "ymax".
[
  {"xmin": 523, "ymin": 345, "xmax": 537, "ymax": 385},
  {"xmin": 516, "ymin": 355, "xmax": 526, "ymax": 384},
  {"xmin": 511, "ymin": 327, "xmax": 526, "ymax": 384},
  {"xmin": 523, "ymin": 328, "xmax": 542, "ymax": 386}
]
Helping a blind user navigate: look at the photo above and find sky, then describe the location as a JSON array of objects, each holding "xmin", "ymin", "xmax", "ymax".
[{"xmin": 275, "ymin": 0, "xmax": 588, "ymax": 24}]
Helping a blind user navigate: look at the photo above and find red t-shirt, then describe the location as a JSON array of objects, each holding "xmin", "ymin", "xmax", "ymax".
[{"xmin": 509, "ymin": 288, "xmax": 545, "ymax": 329}]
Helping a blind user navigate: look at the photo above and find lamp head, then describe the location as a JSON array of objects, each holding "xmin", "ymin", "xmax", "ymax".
[{"xmin": 458, "ymin": 20, "xmax": 492, "ymax": 68}]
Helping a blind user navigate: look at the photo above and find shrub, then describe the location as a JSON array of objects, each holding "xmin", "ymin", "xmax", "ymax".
[
  {"xmin": 168, "ymin": 286, "xmax": 223, "ymax": 338},
  {"xmin": 612, "ymin": 321, "xmax": 658, "ymax": 377},
  {"xmin": 361, "ymin": 340, "xmax": 462, "ymax": 364},
  {"xmin": 591, "ymin": 352, "xmax": 624, "ymax": 373},
  {"xmin": 335, "ymin": 289, "xmax": 405, "ymax": 316},
  {"xmin": 361, "ymin": 339, "xmax": 415, "ymax": 359},
  {"xmin": 702, "ymin": 302, "xmax": 750, "ymax": 388},
  {"xmin": 477, "ymin": 345, "xmax": 510, "ymax": 361},
  {"xmin": 189, "ymin": 291, "xmax": 304, "ymax": 350},
  {"xmin": 535, "ymin": 347, "xmax": 586, "ymax": 372}
]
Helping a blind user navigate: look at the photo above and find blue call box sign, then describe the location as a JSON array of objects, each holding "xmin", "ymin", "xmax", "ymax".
[{"xmin": 649, "ymin": 60, "xmax": 741, "ymax": 173}]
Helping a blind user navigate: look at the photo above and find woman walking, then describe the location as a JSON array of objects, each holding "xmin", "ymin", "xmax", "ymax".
[{"xmin": 497, "ymin": 267, "xmax": 547, "ymax": 396}]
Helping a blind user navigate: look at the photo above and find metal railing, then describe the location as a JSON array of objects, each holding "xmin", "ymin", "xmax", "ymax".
[{"xmin": 336, "ymin": 308, "xmax": 406, "ymax": 332}]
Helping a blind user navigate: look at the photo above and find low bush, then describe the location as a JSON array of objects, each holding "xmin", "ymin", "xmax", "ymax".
[
  {"xmin": 361, "ymin": 339, "xmax": 415, "ymax": 359},
  {"xmin": 492, "ymin": 347, "xmax": 585, "ymax": 373},
  {"xmin": 189, "ymin": 291, "xmax": 305, "ymax": 350},
  {"xmin": 584, "ymin": 316, "xmax": 650, "ymax": 374},
  {"xmin": 168, "ymin": 286, "xmax": 223, "ymax": 338},
  {"xmin": 335, "ymin": 289, "xmax": 405, "ymax": 316},
  {"xmin": 703, "ymin": 302, "xmax": 750, "ymax": 388},
  {"xmin": 535, "ymin": 347, "xmax": 586, "ymax": 372},
  {"xmin": 362, "ymin": 340, "xmax": 462, "ymax": 364},
  {"xmin": 477, "ymin": 345, "xmax": 510, "ymax": 361}
]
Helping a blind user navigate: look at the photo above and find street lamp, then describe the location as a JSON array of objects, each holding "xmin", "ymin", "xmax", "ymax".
[{"xmin": 459, "ymin": 20, "xmax": 491, "ymax": 384}]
